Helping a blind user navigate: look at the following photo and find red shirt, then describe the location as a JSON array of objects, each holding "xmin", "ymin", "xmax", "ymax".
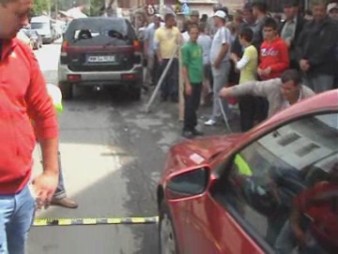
[
  {"xmin": 259, "ymin": 37, "xmax": 289, "ymax": 80},
  {"xmin": 0, "ymin": 38, "xmax": 58, "ymax": 194},
  {"xmin": 295, "ymin": 182, "xmax": 338, "ymax": 250}
]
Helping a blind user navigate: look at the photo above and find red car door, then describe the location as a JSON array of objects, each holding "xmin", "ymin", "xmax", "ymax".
[{"xmin": 179, "ymin": 191, "xmax": 266, "ymax": 254}]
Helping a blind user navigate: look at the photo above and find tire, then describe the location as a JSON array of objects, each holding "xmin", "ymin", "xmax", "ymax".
[
  {"xmin": 130, "ymin": 86, "xmax": 141, "ymax": 101},
  {"xmin": 159, "ymin": 201, "xmax": 179, "ymax": 254},
  {"xmin": 59, "ymin": 82, "xmax": 73, "ymax": 100}
]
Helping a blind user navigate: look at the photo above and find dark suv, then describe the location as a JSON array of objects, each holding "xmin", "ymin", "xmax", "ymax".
[{"xmin": 58, "ymin": 17, "xmax": 143, "ymax": 100}]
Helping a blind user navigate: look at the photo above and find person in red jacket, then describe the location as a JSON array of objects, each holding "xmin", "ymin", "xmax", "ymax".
[
  {"xmin": 0, "ymin": 0, "xmax": 59, "ymax": 253},
  {"xmin": 258, "ymin": 17, "xmax": 290, "ymax": 80}
]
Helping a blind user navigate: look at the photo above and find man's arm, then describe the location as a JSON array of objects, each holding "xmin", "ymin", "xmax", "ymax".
[
  {"xmin": 220, "ymin": 79, "xmax": 280, "ymax": 98},
  {"xmin": 25, "ymin": 50, "xmax": 59, "ymax": 206},
  {"xmin": 181, "ymin": 46, "xmax": 191, "ymax": 95},
  {"xmin": 154, "ymin": 29, "xmax": 162, "ymax": 62},
  {"xmin": 143, "ymin": 27, "xmax": 150, "ymax": 56}
]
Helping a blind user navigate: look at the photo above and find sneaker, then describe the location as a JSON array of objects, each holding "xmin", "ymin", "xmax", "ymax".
[
  {"xmin": 192, "ymin": 129, "xmax": 204, "ymax": 136},
  {"xmin": 182, "ymin": 130, "xmax": 194, "ymax": 139},
  {"xmin": 204, "ymin": 119, "xmax": 216, "ymax": 126}
]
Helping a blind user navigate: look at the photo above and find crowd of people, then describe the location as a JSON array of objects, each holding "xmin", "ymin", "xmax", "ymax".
[{"xmin": 142, "ymin": 0, "xmax": 338, "ymax": 137}]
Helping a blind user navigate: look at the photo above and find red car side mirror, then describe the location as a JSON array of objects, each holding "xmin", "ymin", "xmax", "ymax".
[{"xmin": 165, "ymin": 167, "xmax": 210, "ymax": 200}]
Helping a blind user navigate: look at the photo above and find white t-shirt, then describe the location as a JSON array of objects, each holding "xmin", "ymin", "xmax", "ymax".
[
  {"xmin": 210, "ymin": 26, "xmax": 231, "ymax": 64},
  {"xmin": 182, "ymin": 31, "xmax": 190, "ymax": 44},
  {"xmin": 197, "ymin": 34, "xmax": 212, "ymax": 65},
  {"xmin": 144, "ymin": 22, "xmax": 164, "ymax": 55}
]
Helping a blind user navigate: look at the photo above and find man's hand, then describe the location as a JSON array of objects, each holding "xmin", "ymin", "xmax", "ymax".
[
  {"xmin": 213, "ymin": 60, "xmax": 221, "ymax": 69},
  {"xmin": 263, "ymin": 67, "xmax": 272, "ymax": 76},
  {"xmin": 257, "ymin": 68, "xmax": 263, "ymax": 77},
  {"xmin": 230, "ymin": 53, "xmax": 239, "ymax": 62},
  {"xmin": 299, "ymin": 59, "xmax": 310, "ymax": 72},
  {"xmin": 294, "ymin": 226, "xmax": 306, "ymax": 248},
  {"xmin": 285, "ymin": 38, "xmax": 292, "ymax": 48},
  {"xmin": 32, "ymin": 171, "xmax": 58, "ymax": 209},
  {"xmin": 219, "ymin": 87, "xmax": 232, "ymax": 98},
  {"xmin": 185, "ymin": 83, "xmax": 192, "ymax": 96}
]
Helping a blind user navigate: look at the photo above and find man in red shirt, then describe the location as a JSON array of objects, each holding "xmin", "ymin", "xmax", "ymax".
[
  {"xmin": 258, "ymin": 17, "xmax": 289, "ymax": 80},
  {"xmin": 256, "ymin": 17, "xmax": 290, "ymax": 123},
  {"xmin": 0, "ymin": 0, "xmax": 59, "ymax": 253}
]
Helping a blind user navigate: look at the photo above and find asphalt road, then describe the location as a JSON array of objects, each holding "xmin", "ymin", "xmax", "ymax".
[{"xmin": 27, "ymin": 41, "xmax": 233, "ymax": 254}]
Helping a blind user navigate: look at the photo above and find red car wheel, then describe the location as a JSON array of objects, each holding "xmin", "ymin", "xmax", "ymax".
[{"xmin": 159, "ymin": 202, "xmax": 179, "ymax": 254}]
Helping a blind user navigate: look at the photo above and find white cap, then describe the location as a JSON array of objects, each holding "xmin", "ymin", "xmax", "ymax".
[
  {"xmin": 213, "ymin": 10, "xmax": 227, "ymax": 20},
  {"xmin": 327, "ymin": 3, "xmax": 338, "ymax": 13}
]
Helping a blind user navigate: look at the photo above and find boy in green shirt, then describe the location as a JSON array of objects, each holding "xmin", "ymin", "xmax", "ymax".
[{"xmin": 181, "ymin": 24, "xmax": 204, "ymax": 138}]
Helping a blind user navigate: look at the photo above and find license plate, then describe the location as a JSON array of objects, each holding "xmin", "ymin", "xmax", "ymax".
[{"xmin": 87, "ymin": 55, "xmax": 116, "ymax": 63}]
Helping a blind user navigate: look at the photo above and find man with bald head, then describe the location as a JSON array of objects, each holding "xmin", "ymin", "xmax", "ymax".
[{"xmin": 0, "ymin": 0, "xmax": 59, "ymax": 253}]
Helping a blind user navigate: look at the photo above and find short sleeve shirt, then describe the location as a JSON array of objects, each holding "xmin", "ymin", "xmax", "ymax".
[{"xmin": 210, "ymin": 26, "xmax": 231, "ymax": 64}]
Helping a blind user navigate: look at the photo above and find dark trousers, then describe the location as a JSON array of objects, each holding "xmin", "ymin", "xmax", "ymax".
[
  {"xmin": 239, "ymin": 95, "xmax": 256, "ymax": 132},
  {"xmin": 255, "ymin": 97, "xmax": 269, "ymax": 123},
  {"xmin": 183, "ymin": 83, "xmax": 202, "ymax": 131},
  {"xmin": 160, "ymin": 58, "xmax": 179, "ymax": 100},
  {"xmin": 239, "ymin": 96, "xmax": 268, "ymax": 132}
]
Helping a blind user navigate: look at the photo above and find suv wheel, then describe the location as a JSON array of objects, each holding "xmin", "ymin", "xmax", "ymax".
[
  {"xmin": 130, "ymin": 86, "xmax": 141, "ymax": 101},
  {"xmin": 59, "ymin": 82, "xmax": 73, "ymax": 100}
]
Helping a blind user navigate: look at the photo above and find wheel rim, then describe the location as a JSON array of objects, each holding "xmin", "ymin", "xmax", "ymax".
[{"xmin": 160, "ymin": 214, "xmax": 177, "ymax": 254}]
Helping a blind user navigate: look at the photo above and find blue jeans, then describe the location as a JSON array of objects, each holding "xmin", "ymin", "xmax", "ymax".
[
  {"xmin": 0, "ymin": 185, "xmax": 35, "ymax": 254},
  {"xmin": 53, "ymin": 151, "xmax": 66, "ymax": 200}
]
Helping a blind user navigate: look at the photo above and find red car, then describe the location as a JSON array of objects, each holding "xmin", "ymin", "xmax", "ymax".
[{"xmin": 157, "ymin": 90, "xmax": 338, "ymax": 254}]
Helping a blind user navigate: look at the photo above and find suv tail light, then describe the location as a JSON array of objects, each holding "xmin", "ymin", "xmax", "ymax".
[
  {"xmin": 133, "ymin": 40, "xmax": 142, "ymax": 64},
  {"xmin": 60, "ymin": 40, "xmax": 69, "ymax": 64},
  {"xmin": 121, "ymin": 73, "xmax": 138, "ymax": 81},
  {"xmin": 61, "ymin": 40, "xmax": 69, "ymax": 56},
  {"xmin": 133, "ymin": 40, "xmax": 142, "ymax": 52}
]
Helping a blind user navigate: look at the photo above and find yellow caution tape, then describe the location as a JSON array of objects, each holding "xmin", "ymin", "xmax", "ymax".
[{"xmin": 33, "ymin": 216, "xmax": 159, "ymax": 227}]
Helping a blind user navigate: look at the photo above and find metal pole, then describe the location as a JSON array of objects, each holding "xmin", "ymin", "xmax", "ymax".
[
  {"xmin": 218, "ymin": 98, "xmax": 232, "ymax": 133},
  {"xmin": 55, "ymin": 0, "xmax": 59, "ymax": 18},
  {"xmin": 159, "ymin": 0, "xmax": 164, "ymax": 15},
  {"xmin": 144, "ymin": 46, "xmax": 178, "ymax": 113}
]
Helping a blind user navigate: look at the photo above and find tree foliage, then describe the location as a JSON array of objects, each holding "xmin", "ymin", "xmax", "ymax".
[
  {"xmin": 32, "ymin": 0, "xmax": 105, "ymax": 17},
  {"xmin": 32, "ymin": 0, "xmax": 50, "ymax": 16},
  {"xmin": 89, "ymin": 0, "xmax": 105, "ymax": 16}
]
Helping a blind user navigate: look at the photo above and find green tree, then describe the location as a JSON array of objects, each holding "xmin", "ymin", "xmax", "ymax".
[
  {"xmin": 32, "ymin": 0, "xmax": 50, "ymax": 16},
  {"xmin": 89, "ymin": 0, "xmax": 105, "ymax": 16}
]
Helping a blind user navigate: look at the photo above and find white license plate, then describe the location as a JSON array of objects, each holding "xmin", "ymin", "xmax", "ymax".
[{"xmin": 87, "ymin": 55, "xmax": 116, "ymax": 63}]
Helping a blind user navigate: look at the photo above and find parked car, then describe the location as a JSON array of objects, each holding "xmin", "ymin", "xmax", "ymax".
[
  {"xmin": 21, "ymin": 28, "xmax": 42, "ymax": 50},
  {"xmin": 31, "ymin": 15, "xmax": 56, "ymax": 44},
  {"xmin": 17, "ymin": 29, "xmax": 33, "ymax": 49},
  {"xmin": 58, "ymin": 17, "xmax": 143, "ymax": 100},
  {"xmin": 157, "ymin": 89, "xmax": 338, "ymax": 254}
]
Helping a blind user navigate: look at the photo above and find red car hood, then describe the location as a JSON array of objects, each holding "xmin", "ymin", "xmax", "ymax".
[{"xmin": 163, "ymin": 134, "xmax": 243, "ymax": 176}]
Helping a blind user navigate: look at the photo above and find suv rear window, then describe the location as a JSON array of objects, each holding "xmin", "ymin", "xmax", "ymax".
[{"xmin": 64, "ymin": 18, "xmax": 136, "ymax": 46}]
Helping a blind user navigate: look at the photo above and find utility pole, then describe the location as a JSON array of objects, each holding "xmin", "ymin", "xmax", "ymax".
[
  {"xmin": 55, "ymin": 0, "xmax": 59, "ymax": 18},
  {"xmin": 159, "ymin": 0, "xmax": 164, "ymax": 15}
]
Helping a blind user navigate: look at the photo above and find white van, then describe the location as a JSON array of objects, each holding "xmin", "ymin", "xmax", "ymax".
[{"xmin": 30, "ymin": 16, "xmax": 55, "ymax": 44}]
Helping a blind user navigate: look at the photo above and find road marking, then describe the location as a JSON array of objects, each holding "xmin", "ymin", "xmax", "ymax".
[{"xmin": 33, "ymin": 216, "xmax": 159, "ymax": 227}]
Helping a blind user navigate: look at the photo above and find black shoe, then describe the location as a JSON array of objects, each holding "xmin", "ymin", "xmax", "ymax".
[
  {"xmin": 170, "ymin": 95, "xmax": 178, "ymax": 103},
  {"xmin": 192, "ymin": 129, "xmax": 204, "ymax": 136},
  {"xmin": 142, "ymin": 85, "xmax": 149, "ymax": 93},
  {"xmin": 161, "ymin": 95, "xmax": 168, "ymax": 102},
  {"xmin": 182, "ymin": 130, "xmax": 194, "ymax": 139}
]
